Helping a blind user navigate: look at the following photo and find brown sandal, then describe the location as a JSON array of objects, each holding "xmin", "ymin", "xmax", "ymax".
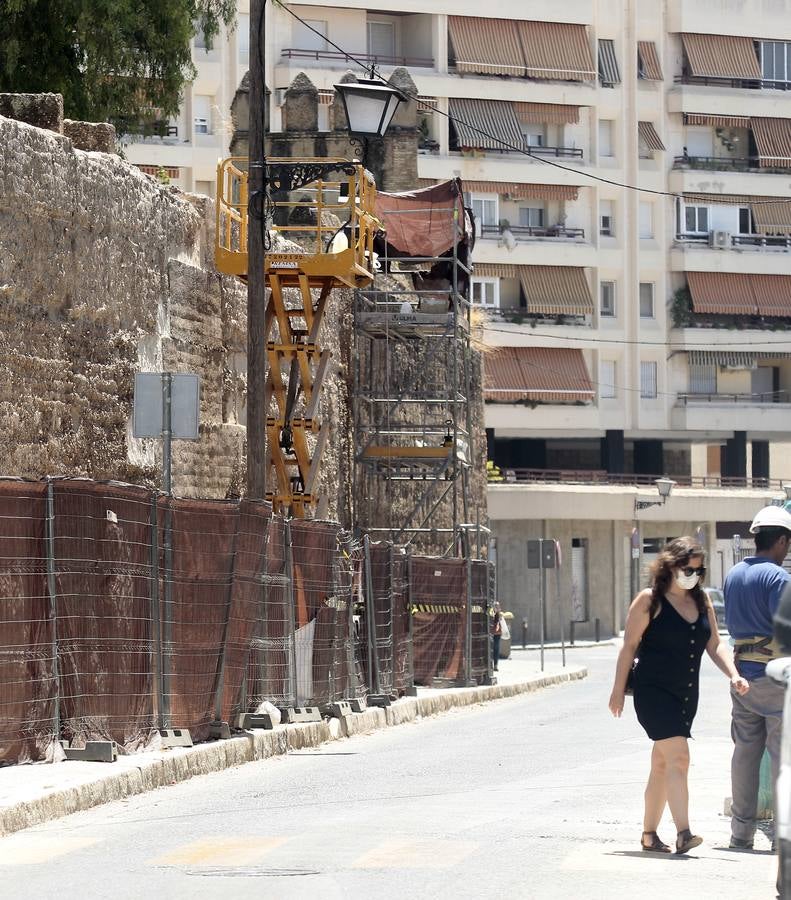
[
  {"xmin": 641, "ymin": 831, "xmax": 671, "ymax": 853},
  {"xmin": 675, "ymin": 829, "xmax": 703, "ymax": 854}
]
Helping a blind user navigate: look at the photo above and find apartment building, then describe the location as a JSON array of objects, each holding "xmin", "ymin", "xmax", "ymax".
[
  {"xmin": 260, "ymin": 0, "xmax": 791, "ymax": 639},
  {"xmin": 122, "ymin": 2, "xmax": 251, "ymax": 195}
]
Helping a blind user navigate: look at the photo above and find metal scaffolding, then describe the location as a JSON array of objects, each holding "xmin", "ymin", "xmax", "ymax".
[{"xmin": 352, "ymin": 195, "xmax": 474, "ymax": 551}]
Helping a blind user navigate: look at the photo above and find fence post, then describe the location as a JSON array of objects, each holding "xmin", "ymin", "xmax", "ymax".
[
  {"xmin": 211, "ymin": 502, "xmax": 240, "ymax": 729},
  {"xmin": 388, "ymin": 544, "xmax": 396, "ymax": 696},
  {"xmin": 363, "ymin": 535, "xmax": 379, "ymax": 695},
  {"xmin": 284, "ymin": 520, "xmax": 298, "ymax": 707},
  {"xmin": 406, "ymin": 552, "xmax": 416, "ymax": 695},
  {"xmin": 161, "ymin": 495, "xmax": 173, "ymax": 727},
  {"xmin": 44, "ymin": 480, "xmax": 60, "ymax": 744},
  {"xmin": 149, "ymin": 493, "xmax": 163, "ymax": 730},
  {"xmin": 465, "ymin": 556, "xmax": 473, "ymax": 686}
]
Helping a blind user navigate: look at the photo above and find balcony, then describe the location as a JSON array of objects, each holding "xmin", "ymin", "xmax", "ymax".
[
  {"xmin": 280, "ymin": 48, "xmax": 435, "ymax": 69},
  {"xmin": 673, "ymin": 155, "xmax": 791, "ymax": 175},
  {"xmin": 479, "ymin": 224, "xmax": 585, "ymax": 241},
  {"xmin": 674, "ymin": 74, "xmax": 791, "ymax": 92},
  {"xmin": 116, "ymin": 120, "xmax": 180, "ymax": 145},
  {"xmin": 676, "ymin": 233, "xmax": 791, "ymax": 252},
  {"xmin": 677, "ymin": 391, "xmax": 789, "ymax": 405},
  {"xmin": 671, "ymin": 394, "xmax": 791, "ymax": 435},
  {"xmin": 483, "ymin": 307, "xmax": 592, "ymax": 328},
  {"xmin": 456, "ymin": 145, "xmax": 583, "ymax": 161},
  {"xmin": 487, "ymin": 467, "xmax": 784, "ymax": 490}
]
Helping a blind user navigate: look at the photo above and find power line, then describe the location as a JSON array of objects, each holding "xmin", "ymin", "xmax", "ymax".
[{"xmin": 271, "ymin": 0, "xmax": 791, "ymax": 205}]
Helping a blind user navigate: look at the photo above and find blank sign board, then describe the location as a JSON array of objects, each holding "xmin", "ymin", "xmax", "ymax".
[{"xmin": 133, "ymin": 373, "xmax": 200, "ymax": 440}]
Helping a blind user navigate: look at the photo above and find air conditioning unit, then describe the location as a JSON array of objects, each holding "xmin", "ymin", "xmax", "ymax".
[{"xmin": 709, "ymin": 230, "xmax": 731, "ymax": 249}]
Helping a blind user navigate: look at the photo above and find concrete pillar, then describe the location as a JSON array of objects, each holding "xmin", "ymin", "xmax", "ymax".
[
  {"xmin": 723, "ymin": 431, "xmax": 748, "ymax": 480},
  {"xmin": 486, "ymin": 428, "xmax": 495, "ymax": 461},
  {"xmin": 752, "ymin": 440, "xmax": 770, "ymax": 484},
  {"xmin": 601, "ymin": 429, "xmax": 625, "ymax": 474}
]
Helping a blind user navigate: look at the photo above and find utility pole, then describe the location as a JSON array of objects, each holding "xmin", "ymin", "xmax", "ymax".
[{"xmin": 247, "ymin": 0, "xmax": 267, "ymax": 499}]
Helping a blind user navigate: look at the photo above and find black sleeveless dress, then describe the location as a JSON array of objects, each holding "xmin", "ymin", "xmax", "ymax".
[{"xmin": 632, "ymin": 595, "xmax": 711, "ymax": 741}]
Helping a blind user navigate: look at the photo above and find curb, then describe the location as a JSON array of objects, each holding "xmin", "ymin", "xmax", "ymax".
[{"xmin": 0, "ymin": 666, "xmax": 586, "ymax": 837}]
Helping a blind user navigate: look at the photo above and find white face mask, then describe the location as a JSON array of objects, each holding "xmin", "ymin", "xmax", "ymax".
[{"xmin": 675, "ymin": 570, "xmax": 699, "ymax": 590}]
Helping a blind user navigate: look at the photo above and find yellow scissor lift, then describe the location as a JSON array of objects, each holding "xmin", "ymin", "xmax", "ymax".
[{"xmin": 215, "ymin": 157, "xmax": 380, "ymax": 516}]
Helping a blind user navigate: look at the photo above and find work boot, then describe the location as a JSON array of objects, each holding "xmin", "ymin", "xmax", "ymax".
[{"xmin": 729, "ymin": 837, "xmax": 754, "ymax": 850}]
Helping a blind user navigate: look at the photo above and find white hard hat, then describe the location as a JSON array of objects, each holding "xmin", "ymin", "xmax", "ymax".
[{"xmin": 749, "ymin": 504, "xmax": 791, "ymax": 534}]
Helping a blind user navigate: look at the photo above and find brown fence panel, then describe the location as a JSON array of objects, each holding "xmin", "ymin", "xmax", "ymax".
[
  {"xmin": 219, "ymin": 499, "xmax": 272, "ymax": 720},
  {"xmin": 470, "ymin": 560, "xmax": 493, "ymax": 683},
  {"xmin": 53, "ymin": 480, "xmax": 156, "ymax": 750},
  {"xmin": 246, "ymin": 514, "xmax": 296, "ymax": 708},
  {"xmin": 361, "ymin": 542, "xmax": 395, "ymax": 696},
  {"xmin": 392, "ymin": 551, "xmax": 413, "ymax": 695},
  {"xmin": 160, "ymin": 496, "xmax": 239, "ymax": 740},
  {"xmin": 410, "ymin": 557, "xmax": 467, "ymax": 685},
  {"xmin": 0, "ymin": 481, "xmax": 53, "ymax": 763}
]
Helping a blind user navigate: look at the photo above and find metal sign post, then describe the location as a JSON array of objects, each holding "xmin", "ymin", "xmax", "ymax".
[
  {"xmin": 555, "ymin": 540, "xmax": 565, "ymax": 668},
  {"xmin": 527, "ymin": 539, "xmax": 556, "ymax": 672}
]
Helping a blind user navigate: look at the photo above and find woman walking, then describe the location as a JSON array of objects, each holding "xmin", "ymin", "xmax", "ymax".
[{"xmin": 609, "ymin": 536, "xmax": 749, "ymax": 854}]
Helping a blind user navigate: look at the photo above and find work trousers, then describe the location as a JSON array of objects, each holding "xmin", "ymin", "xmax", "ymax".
[{"xmin": 730, "ymin": 676, "xmax": 785, "ymax": 842}]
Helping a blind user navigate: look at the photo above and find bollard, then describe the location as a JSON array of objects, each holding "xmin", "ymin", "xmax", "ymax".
[
  {"xmin": 569, "ymin": 620, "xmax": 575, "ymax": 646},
  {"xmin": 522, "ymin": 617, "xmax": 528, "ymax": 649},
  {"xmin": 595, "ymin": 617, "xmax": 601, "ymax": 643}
]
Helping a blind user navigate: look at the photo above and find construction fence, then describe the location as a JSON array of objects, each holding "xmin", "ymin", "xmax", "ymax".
[{"xmin": 0, "ymin": 479, "xmax": 494, "ymax": 765}]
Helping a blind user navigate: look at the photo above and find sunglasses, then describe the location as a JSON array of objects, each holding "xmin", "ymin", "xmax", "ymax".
[{"xmin": 681, "ymin": 566, "xmax": 706, "ymax": 578}]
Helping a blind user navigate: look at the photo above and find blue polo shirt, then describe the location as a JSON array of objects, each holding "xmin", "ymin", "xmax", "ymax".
[{"xmin": 724, "ymin": 556, "xmax": 790, "ymax": 680}]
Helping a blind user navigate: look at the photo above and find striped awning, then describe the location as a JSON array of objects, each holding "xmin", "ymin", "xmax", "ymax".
[
  {"xmin": 638, "ymin": 41, "xmax": 663, "ymax": 80},
  {"xmin": 752, "ymin": 275, "xmax": 791, "ymax": 317},
  {"xmin": 681, "ymin": 33, "xmax": 761, "ymax": 79},
  {"xmin": 448, "ymin": 98, "xmax": 524, "ymax": 151},
  {"xmin": 519, "ymin": 266, "xmax": 594, "ymax": 316},
  {"xmin": 514, "ymin": 102, "xmax": 580, "ymax": 125},
  {"xmin": 751, "ymin": 199, "xmax": 791, "ymax": 234},
  {"xmin": 474, "ymin": 262, "xmax": 518, "ymax": 278},
  {"xmin": 684, "ymin": 112, "xmax": 750, "ymax": 128},
  {"xmin": 516, "ymin": 20, "xmax": 596, "ymax": 81},
  {"xmin": 683, "ymin": 192, "xmax": 753, "ymax": 205},
  {"xmin": 751, "ymin": 118, "xmax": 791, "ymax": 167},
  {"xmin": 687, "ymin": 350, "xmax": 791, "ymax": 368},
  {"xmin": 687, "ymin": 271, "xmax": 758, "ymax": 315},
  {"xmin": 461, "ymin": 181, "xmax": 579, "ymax": 201},
  {"xmin": 448, "ymin": 16, "xmax": 526, "ymax": 76},
  {"xmin": 484, "ymin": 347, "xmax": 594, "ymax": 403},
  {"xmin": 638, "ymin": 121, "xmax": 666, "ymax": 151},
  {"xmin": 598, "ymin": 39, "xmax": 621, "ymax": 85}
]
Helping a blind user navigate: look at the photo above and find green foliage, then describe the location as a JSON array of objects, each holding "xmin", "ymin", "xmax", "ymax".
[
  {"xmin": 670, "ymin": 286, "xmax": 694, "ymax": 328},
  {"xmin": 0, "ymin": 0, "xmax": 235, "ymax": 131}
]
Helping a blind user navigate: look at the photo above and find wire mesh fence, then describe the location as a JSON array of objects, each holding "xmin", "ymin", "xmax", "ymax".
[{"xmin": 0, "ymin": 478, "xmax": 492, "ymax": 764}]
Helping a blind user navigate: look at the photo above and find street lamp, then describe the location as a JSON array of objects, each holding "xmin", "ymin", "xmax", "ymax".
[
  {"xmin": 635, "ymin": 477, "xmax": 676, "ymax": 512},
  {"xmin": 782, "ymin": 482, "xmax": 791, "ymax": 502},
  {"xmin": 333, "ymin": 77, "xmax": 405, "ymax": 164}
]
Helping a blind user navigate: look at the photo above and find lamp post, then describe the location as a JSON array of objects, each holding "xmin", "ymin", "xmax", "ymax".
[
  {"xmin": 333, "ymin": 76, "xmax": 406, "ymax": 166},
  {"xmin": 631, "ymin": 478, "xmax": 676, "ymax": 605}
]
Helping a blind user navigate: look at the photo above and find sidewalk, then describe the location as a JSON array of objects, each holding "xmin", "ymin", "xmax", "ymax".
[{"xmin": 0, "ymin": 659, "xmax": 586, "ymax": 838}]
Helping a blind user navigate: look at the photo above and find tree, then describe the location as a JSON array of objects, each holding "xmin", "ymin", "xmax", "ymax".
[{"xmin": 0, "ymin": 0, "xmax": 236, "ymax": 131}]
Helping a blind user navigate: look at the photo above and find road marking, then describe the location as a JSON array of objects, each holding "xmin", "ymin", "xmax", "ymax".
[
  {"xmin": 0, "ymin": 834, "xmax": 99, "ymax": 865},
  {"xmin": 352, "ymin": 838, "xmax": 476, "ymax": 869},
  {"xmin": 153, "ymin": 836, "xmax": 287, "ymax": 866}
]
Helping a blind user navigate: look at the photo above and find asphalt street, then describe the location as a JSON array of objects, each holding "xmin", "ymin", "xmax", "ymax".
[{"xmin": 0, "ymin": 645, "xmax": 779, "ymax": 900}]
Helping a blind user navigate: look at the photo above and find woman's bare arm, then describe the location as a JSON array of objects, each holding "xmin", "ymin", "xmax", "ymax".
[
  {"xmin": 704, "ymin": 600, "xmax": 749, "ymax": 694},
  {"xmin": 609, "ymin": 589, "xmax": 651, "ymax": 717}
]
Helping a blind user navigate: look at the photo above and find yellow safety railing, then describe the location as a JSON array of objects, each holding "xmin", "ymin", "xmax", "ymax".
[{"xmin": 215, "ymin": 157, "xmax": 380, "ymax": 288}]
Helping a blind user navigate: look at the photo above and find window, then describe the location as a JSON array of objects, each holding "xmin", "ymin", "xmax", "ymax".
[
  {"xmin": 600, "ymin": 281, "xmax": 615, "ymax": 317},
  {"xmin": 639, "ymin": 282, "xmax": 654, "ymax": 318},
  {"xmin": 472, "ymin": 278, "xmax": 499, "ymax": 308},
  {"xmin": 639, "ymin": 202, "xmax": 653, "ymax": 239},
  {"xmin": 640, "ymin": 361, "xmax": 658, "ymax": 399},
  {"xmin": 600, "ymin": 361, "xmax": 616, "ymax": 399},
  {"xmin": 598, "ymin": 119, "xmax": 614, "ymax": 158},
  {"xmin": 237, "ymin": 14, "xmax": 250, "ymax": 59},
  {"xmin": 689, "ymin": 362, "xmax": 716, "ymax": 394},
  {"xmin": 760, "ymin": 40, "xmax": 791, "ymax": 83},
  {"xmin": 193, "ymin": 95, "xmax": 212, "ymax": 135},
  {"xmin": 471, "ymin": 195, "xmax": 498, "ymax": 234},
  {"xmin": 294, "ymin": 19, "xmax": 328, "ymax": 52},
  {"xmin": 683, "ymin": 205, "xmax": 709, "ymax": 235},
  {"xmin": 519, "ymin": 207, "xmax": 544, "ymax": 228},
  {"xmin": 600, "ymin": 199, "xmax": 614, "ymax": 236},
  {"xmin": 368, "ymin": 20, "xmax": 395, "ymax": 60},
  {"xmin": 739, "ymin": 207, "xmax": 753, "ymax": 234}
]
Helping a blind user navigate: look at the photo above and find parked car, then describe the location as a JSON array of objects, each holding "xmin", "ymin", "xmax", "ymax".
[
  {"xmin": 770, "ymin": 583, "xmax": 791, "ymax": 899},
  {"xmin": 704, "ymin": 587, "xmax": 727, "ymax": 630}
]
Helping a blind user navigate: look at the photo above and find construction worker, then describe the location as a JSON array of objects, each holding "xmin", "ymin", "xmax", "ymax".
[{"xmin": 724, "ymin": 504, "xmax": 791, "ymax": 853}]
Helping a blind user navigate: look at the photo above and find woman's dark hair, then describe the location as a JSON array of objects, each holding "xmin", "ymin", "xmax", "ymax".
[{"xmin": 648, "ymin": 536, "xmax": 706, "ymax": 617}]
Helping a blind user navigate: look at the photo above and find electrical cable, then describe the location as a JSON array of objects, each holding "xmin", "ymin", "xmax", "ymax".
[{"xmin": 272, "ymin": 0, "xmax": 791, "ymax": 205}]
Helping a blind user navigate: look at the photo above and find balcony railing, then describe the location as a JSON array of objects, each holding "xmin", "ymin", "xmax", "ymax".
[
  {"xmin": 673, "ymin": 154, "xmax": 791, "ymax": 174},
  {"xmin": 479, "ymin": 224, "xmax": 585, "ymax": 240},
  {"xmin": 487, "ymin": 467, "xmax": 784, "ymax": 490},
  {"xmin": 482, "ymin": 308, "xmax": 591, "ymax": 326},
  {"xmin": 676, "ymin": 233, "xmax": 791, "ymax": 250},
  {"xmin": 675, "ymin": 74, "xmax": 791, "ymax": 91},
  {"xmin": 281, "ymin": 48, "xmax": 434, "ymax": 68},
  {"xmin": 677, "ymin": 391, "xmax": 790, "ymax": 405},
  {"xmin": 115, "ymin": 120, "xmax": 179, "ymax": 142}
]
